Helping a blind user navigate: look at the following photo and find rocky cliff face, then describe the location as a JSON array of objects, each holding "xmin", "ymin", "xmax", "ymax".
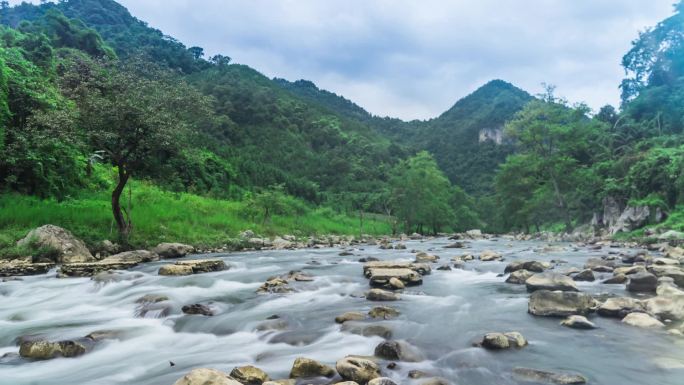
[
  {"xmin": 478, "ymin": 127, "xmax": 504, "ymax": 144},
  {"xmin": 591, "ymin": 197, "xmax": 666, "ymax": 235}
]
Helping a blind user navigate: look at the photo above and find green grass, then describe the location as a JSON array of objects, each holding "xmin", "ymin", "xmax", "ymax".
[{"xmin": 0, "ymin": 182, "xmax": 391, "ymax": 253}]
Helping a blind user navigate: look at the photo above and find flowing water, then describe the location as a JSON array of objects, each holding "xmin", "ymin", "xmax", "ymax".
[{"xmin": 1, "ymin": 238, "xmax": 683, "ymax": 385}]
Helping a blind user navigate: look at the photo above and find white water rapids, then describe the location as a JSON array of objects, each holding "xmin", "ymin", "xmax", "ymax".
[{"xmin": 1, "ymin": 238, "xmax": 683, "ymax": 385}]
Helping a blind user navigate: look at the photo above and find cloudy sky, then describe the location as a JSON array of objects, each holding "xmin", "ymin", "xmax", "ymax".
[{"xmin": 11, "ymin": 1, "xmax": 676, "ymax": 120}]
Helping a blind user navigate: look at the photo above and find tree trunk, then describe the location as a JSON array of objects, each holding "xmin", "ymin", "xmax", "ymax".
[
  {"xmin": 112, "ymin": 163, "xmax": 130, "ymax": 240},
  {"xmin": 550, "ymin": 175, "xmax": 572, "ymax": 233},
  {"xmin": 359, "ymin": 209, "xmax": 364, "ymax": 238}
]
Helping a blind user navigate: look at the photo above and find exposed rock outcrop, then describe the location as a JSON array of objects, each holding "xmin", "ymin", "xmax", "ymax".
[{"xmin": 17, "ymin": 225, "xmax": 94, "ymax": 263}]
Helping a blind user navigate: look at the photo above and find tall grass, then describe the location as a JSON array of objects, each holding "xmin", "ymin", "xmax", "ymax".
[{"xmin": 0, "ymin": 182, "xmax": 391, "ymax": 250}]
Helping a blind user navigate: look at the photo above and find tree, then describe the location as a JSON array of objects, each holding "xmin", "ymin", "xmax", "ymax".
[
  {"xmin": 621, "ymin": 1, "xmax": 684, "ymax": 102},
  {"xmin": 210, "ymin": 54, "xmax": 231, "ymax": 67},
  {"xmin": 188, "ymin": 46, "xmax": 204, "ymax": 60},
  {"xmin": 503, "ymin": 92, "xmax": 602, "ymax": 232},
  {"xmin": 59, "ymin": 56, "xmax": 206, "ymax": 240},
  {"xmin": 389, "ymin": 151, "xmax": 456, "ymax": 234}
]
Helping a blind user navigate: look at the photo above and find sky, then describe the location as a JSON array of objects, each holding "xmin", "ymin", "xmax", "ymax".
[{"xmin": 9, "ymin": 0, "xmax": 677, "ymax": 120}]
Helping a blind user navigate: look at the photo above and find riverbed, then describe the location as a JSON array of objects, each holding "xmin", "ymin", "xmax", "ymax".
[{"xmin": 1, "ymin": 238, "xmax": 682, "ymax": 384}]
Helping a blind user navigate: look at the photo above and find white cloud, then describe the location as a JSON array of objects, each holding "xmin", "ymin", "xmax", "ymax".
[{"xmin": 9, "ymin": 0, "xmax": 676, "ymax": 119}]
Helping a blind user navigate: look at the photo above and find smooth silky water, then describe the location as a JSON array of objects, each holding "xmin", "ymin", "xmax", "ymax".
[{"xmin": 1, "ymin": 238, "xmax": 682, "ymax": 385}]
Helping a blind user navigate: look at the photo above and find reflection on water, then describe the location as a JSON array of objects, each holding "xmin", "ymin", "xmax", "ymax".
[{"xmin": 0, "ymin": 238, "xmax": 682, "ymax": 385}]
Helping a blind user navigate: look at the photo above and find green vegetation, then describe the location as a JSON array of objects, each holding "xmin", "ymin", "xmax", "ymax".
[
  {"xmin": 1, "ymin": 0, "xmax": 684, "ymax": 256},
  {"xmin": 0, "ymin": 181, "xmax": 391, "ymax": 255}
]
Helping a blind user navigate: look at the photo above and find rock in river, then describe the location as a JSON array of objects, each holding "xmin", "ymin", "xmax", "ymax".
[
  {"xmin": 560, "ymin": 315, "xmax": 596, "ymax": 329},
  {"xmin": 367, "ymin": 268, "xmax": 422, "ymax": 287},
  {"xmin": 478, "ymin": 332, "xmax": 528, "ymax": 349},
  {"xmin": 173, "ymin": 368, "xmax": 241, "ymax": 385},
  {"xmin": 289, "ymin": 357, "xmax": 335, "ymax": 378},
  {"xmin": 621, "ymin": 312, "xmax": 665, "ymax": 328},
  {"xmin": 336, "ymin": 312, "xmax": 366, "ymax": 323},
  {"xmin": 572, "ymin": 269, "xmax": 595, "ymax": 282},
  {"xmin": 230, "ymin": 365, "xmax": 270, "ymax": 385},
  {"xmin": 479, "ymin": 250, "xmax": 503, "ymax": 261},
  {"xmin": 626, "ymin": 272, "xmax": 658, "ymax": 293},
  {"xmin": 159, "ymin": 259, "xmax": 227, "ymax": 276},
  {"xmin": 366, "ymin": 289, "xmax": 400, "ymax": 301},
  {"xmin": 182, "ymin": 304, "xmax": 214, "ymax": 316},
  {"xmin": 597, "ymin": 297, "xmax": 644, "ymax": 318},
  {"xmin": 0, "ymin": 261, "xmax": 54, "ymax": 277},
  {"xmin": 19, "ymin": 339, "xmax": 88, "ymax": 359},
  {"xmin": 374, "ymin": 340, "xmax": 423, "ymax": 362},
  {"xmin": 506, "ymin": 269, "xmax": 533, "ymax": 284},
  {"xmin": 528, "ymin": 290, "xmax": 597, "ymax": 317},
  {"xmin": 512, "ymin": 367, "xmax": 587, "ymax": 384},
  {"xmin": 336, "ymin": 356, "xmax": 381, "ymax": 384},
  {"xmin": 526, "ymin": 273, "xmax": 579, "ymax": 292},
  {"xmin": 505, "ymin": 260, "xmax": 550, "ymax": 273},
  {"xmin": 369, "ymin": 306, "xmax": 400, "ymax": 319},
  {"xmin": 368, "ymin": 378, "xmax": 397, "ymax": 385},
  {"xmin": 152, "ymin": 242, "xmax": 194, "ymax": 258}
]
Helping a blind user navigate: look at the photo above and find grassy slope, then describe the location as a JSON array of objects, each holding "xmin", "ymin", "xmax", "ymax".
[{"xmin": 0, "ymin": 182, "xmax": 391, "ymax": 254}]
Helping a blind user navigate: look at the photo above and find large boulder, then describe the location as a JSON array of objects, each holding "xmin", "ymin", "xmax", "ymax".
[
  {"xmin": 621, "ymin": 312, "xmax": 665, "ymax": 328},
  {"xmin": 19, "ymin": 339, "xmax": 88, "ymax": 359},
  {"xmin": 526, "ymin": 273, "xmax": 579, "ymax": 292},
  {"xmin": 173, "ymin": 368, "xmax": 241, "ymax": 385},
  {"xmin": 512, "ymin": 367, "xmax": 587, "ymax": 385},
  {"xmin": 597, "ymin": 297, "xmax": 644, "ymax": 318},
  {"xmin": 336, "ymin": 356, "xmax": 381, "ymax": 385},
  {"xmin": 289, "ymin": 357, "xmax": 335, "ymax": 378},
  {"xmin": 152, "ymin": 243, "xmax": 194, "ymax": 258},
  {"xmin": 528, "ymin": 290, "xmax": 597, "ymax": 317},
  {"xmin": 230, "ymin": 365, "xmax": 270, "ymax": 385},
  {"xmin": 17, "ymin": 225, "xmax": 94, "ymax": 264},
  {"xmin": 627, "ymin": 272, "xmax": 658, "ymax": 293}
]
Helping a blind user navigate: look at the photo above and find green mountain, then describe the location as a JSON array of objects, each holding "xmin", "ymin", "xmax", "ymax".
[
  {"xmin": 275, "ymin": 77, "xmax": 532, "ymax": 195},
  {"xmin": 8, "ymin": 0, "xmax": 679, "ymax": 241}
]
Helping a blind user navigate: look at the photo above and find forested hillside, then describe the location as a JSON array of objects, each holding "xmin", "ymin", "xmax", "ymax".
[{"xmin": 1, "ymin": 0, "xmax": 684, "ymax": 251}]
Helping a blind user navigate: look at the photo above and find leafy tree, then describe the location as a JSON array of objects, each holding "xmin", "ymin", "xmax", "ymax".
[
  {"xmin": 621, "ymin": 1, "xmax": 684, "ymax": 102},
  {"xmin": 502, "ymin": 90, "xmax": 603, "ymax": 232},
  {"xmin": 390, "ymin": 151, "xmax": 455, "ymax": 234},
  {"xmin": 59, "ymin": 56, "xmax": 207, "ymax": 239}
]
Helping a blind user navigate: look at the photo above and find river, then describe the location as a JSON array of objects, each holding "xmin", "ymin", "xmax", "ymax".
[{"xmin": 1, "ymin": 237, "xmax": 682, "ymax": 385}]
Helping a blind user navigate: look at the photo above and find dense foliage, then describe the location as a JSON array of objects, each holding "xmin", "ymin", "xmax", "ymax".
[{"xmin": 1, "ymin": 0, "xmax": 684, "ymax": 243}]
